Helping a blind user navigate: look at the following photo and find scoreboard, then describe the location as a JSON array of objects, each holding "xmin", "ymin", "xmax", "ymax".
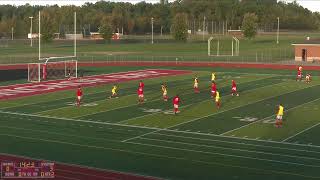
[{"xmin": 1, "ymin": 161, "xmax": 55, "ymax": 178}]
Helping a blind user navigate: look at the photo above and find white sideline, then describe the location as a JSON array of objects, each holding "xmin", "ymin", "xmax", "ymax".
[
  {"xmin": 125, "ymin": 140, "xmax": 320, "ymax": 168},
  {"xmin": 1, "ymin": 109, "xmax": 320, "ymax": 149},
  {"xmin": 282, "ymin": 121, "xmax": 320, "ymax": 142},
  {"xmin": 0, "ymin": 110, "xmax": 160, "ymax": 131},
  {"xmin": 137, "ymin": 136, "xmax": 320, "ymax": 161},
  {"xmin": 0, "ymin": 134, "xmax": 316, "ymax": 179},
  {"xmin": 152, "ymin": 132, "xmax": 320, "ymax": 154}
]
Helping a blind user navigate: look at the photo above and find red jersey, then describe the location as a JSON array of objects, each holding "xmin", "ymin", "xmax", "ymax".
[
  {"xmin": 211, "ymin": 83, "xmax": 216, "ymax": 91},
  {"xmin": 173, "ymin": 96, "xmax": 180, "ymax": 105},
  {"xmin": 77, "ymin": 88, "xmax": 82, "ymax": 96},
  {"xmin": 137, "ymin": 87, "xmax": 143, "ymax": 95},
  {"xmin": 297, "ymin": 71, "xmax": 302, "ymax": 76},
  {"xmin": 232, "ymin": 81, "xmax": 237, "ymax": 88},
  {"xmin": 139, "ymin": 82, "xmax": 145, "ymax": 89}
]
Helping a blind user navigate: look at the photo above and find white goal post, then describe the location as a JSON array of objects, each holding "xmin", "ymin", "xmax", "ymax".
[
  {"xmin": 28, "ymin": 11, "xmax": 78, "ymax": 83},
  {"xmin": 28, "ymin": 59, "xmax": 78, "ymax": 82},
  {"xmin": 208, "ymin": 36, "xmax": 239, "ymax": 56}
]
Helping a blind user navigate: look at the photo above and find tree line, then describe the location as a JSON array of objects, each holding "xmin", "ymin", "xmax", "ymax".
[{"xmin": 0, "ymin": 0, "xmax": 319, "ymax": 41}]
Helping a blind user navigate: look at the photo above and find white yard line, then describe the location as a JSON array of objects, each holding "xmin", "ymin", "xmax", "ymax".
[
  {"xmin": 0, "ymin": 110, "xmax": 161, "ymax": 131},
  {"xmin": 73, "ymin": 74, "xmax": 268, "ymax": 120},
  {"xmin": 138, "ymin": 137, "xmax": 320, "ymax": 161},
  {"xmin": 0, "ymin": 137, "xmax": 315, "ymax": 179},
  {"xmin": 220, "ymin": 97, "xmax": 320, "ymax": 135},
  {"xmin": 282, "ymin": 122, "xmax": 320, "ymax": 142},
  {"xmin": 1, "ymin": 109, "xmax": 320, "ymax": 149},
  {"xmin": 125, "ymin": 140, "xmax": 320, "ymax": 168},
  {"xmin": 167, "ymin": 82, "xmax": 320, "ymax": 130},
  {"xmin": 152, "ymin": 132, "xmax": 320, "ymax": 154},
  {"xmin": 111, "ymin": 80, "xmax": 315, "ymax": 143}
]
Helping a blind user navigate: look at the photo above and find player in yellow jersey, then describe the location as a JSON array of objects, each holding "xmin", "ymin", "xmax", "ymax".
[
  {"xmin": 211, "ymin": 72, "xmax": 216, "ymax": 82},
  {"xmin": 275, "ymin": 104, "xmax": 284, "ymax": 128},
  {"xmin": 161, "ymin": 83, "xmax": 168, "ymax": 101},
  {"xmin": 215, "ymin": 91, "xmax": 221, "ymax": 109},
  {"xmin": 194, "ymin": 76, "xmax": 200, "ymax": 93},
  {"xmin": 109, "ymin": 84, "xmax": 118, "ymax": 98},
  {"xmin": 306, "ymin": 74, "xmax": 311, "ymax": 83}
]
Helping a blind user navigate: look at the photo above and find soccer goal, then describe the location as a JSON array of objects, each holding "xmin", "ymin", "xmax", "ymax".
[
  {"xmin": 208, "ymin": 36, "xmax": 239, "ymax": 56},
  {"xmin": 28, "ymin": 11, "xmax": 78, "ymax": 82},
  {"xmin": 28, "ymin": 59, "xmax": 78, "ymax": 82}
]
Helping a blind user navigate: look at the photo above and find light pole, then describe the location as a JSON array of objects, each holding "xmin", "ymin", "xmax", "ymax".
[
  {"xmin": 277, "ymin": 17, "xmax": 279, "ymax": 44},
  {"xmin": 11, "ymin": 27, "xmax": 13, "ymax": 40},
  {"xmin": 29, "ymin": 16, "xmax": 33, "ymax": 47},
  {"xmin": 151, "ymin": 17, "xmax": 154, "ymax": 44},
  {"xmin": 203, "ymin": 16, "xmax": 206, "ymax": 41}
]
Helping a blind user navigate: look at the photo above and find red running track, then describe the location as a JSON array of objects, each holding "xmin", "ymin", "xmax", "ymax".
[
  {"xmin": 0, "ymin": 69, "xmax": 191, "ymax": 100},
  {"xmin": 0, "ymin": 153, "xmax": 161, "ymax": 180}
]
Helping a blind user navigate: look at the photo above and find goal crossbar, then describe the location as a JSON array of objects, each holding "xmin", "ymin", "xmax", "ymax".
[
  {"xmin": 208, "ymin": 36, "xmax": 240, "ymax": 57},
  {"xmin": 28, "ymin": 59, "xmax": 78, "ymax": 82}
]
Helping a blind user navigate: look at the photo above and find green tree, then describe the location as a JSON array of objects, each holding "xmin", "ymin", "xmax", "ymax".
[
  {"xmin": 41, "ymin": 9, "xmax": 56, "ymax": 42},
  {"xmin": 242, "ymin": 13, "xmax": 258, "ymax": 39},
  {"xmin": 99, "ymin": 17, "xmax": 113, "ymax": 41},
  {"xmin": 172, "ymin": 13, "xmax": 188, "ymax": 41}
]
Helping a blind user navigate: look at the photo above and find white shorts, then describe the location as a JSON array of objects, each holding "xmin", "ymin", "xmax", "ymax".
[
  {"xmin": 139, "ymin": 94, "xmax": 144, "ymax": 98},
  {"xmin": 174, "ymin": 104, "xmax": 179, "ymax": 108},
  {"xmin": 163, "ymin": 92, "xmax": 167, "ymax": 96},
  {"xmin": 277, "ymin": 115, "xmax": 282, "ymax": 120},
  {"xmin": 297, "ymin": 74, "xmax": 302, "ymax": 78},
  {"xmin": 77, "ymin": 96, "xmax": 82, "ymax": 101},
  {"xmin": 211, "ymin": 90, "xmax": 216, "ymax": 94},
  {"xmin": 194, "ymin": 84, "xmax": 198, "ymax": 88},
  {"xmin": 232, "ymin": 87, "xmax": 237, "ymax": 91}
]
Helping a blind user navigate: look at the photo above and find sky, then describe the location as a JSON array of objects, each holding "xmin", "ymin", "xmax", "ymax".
[{"xmin": 0, "ymin": 0, "xmax": 319, "ymax": 12}]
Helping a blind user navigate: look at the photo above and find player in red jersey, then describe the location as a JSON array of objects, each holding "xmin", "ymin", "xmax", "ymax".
[
  {"xmin": 296, "ymin": 66, "xmax": 303, "ymax": 81},
  {"xmin": 137, "ymin": 86, "xmax": 144, "ymax": 104},
  {"xmin": 139, "ymin": 80, "xmax": 145, "ymax": 89},
  {"xmin": 231, "ymin": 80, "xmax": 239, "ymax": 96},
  {"xmin": 173, "ymin": 94, "xmax": 181, "ymax": 114},
  {"xmin": 76, "ymin": 86, "xmax": 83, "ymax": 107},
  {"xmin": 211, "ymin": 81, "xmax": 217, "ymax": 97}
]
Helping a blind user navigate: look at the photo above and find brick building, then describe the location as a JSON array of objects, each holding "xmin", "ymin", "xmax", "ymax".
[{"xmin": 292, "ymin": 40, "xmax": 320, "ymax": 62}]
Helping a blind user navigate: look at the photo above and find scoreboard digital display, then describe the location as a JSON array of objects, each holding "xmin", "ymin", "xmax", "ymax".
[{"xmin": 1, "ymin": 161, "xmax": 54, "ymax": 178}]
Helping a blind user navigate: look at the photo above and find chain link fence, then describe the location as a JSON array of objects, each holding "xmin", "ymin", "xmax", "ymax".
[{"xmin": 0, "ymin": 38, "xmax": 318, "ymax": 66}]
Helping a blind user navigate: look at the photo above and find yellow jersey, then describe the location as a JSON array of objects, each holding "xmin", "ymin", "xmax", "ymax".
[
  {"xmin": 194, "ymin": 78, "xmax": 198, "ymax": 84},
  {"xmin": 211, "ymin": 73, "xmax": 216, "ymax": 81},
  {"xmin": 277, "ymin": 105, "xmax": 284, "ymax": 116},
  {"xmin": 112, "ymin": 86, "xmax": 117, "ymax": 94},
  {"xmin": 215, "ymin": 91, "xmax": 220, "ymax": 102},
  {"xmin": 161, "ymin": 85, "xmax": 167, "ymax": 94}
]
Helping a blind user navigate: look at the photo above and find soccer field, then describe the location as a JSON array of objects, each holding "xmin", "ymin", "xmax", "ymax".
[{"xmin": 1, "ymin": 66, "xmax": 320, "ymax": 179}]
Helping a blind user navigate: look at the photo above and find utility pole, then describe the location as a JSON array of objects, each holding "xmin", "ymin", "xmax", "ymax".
[
  {"xmin": 29, "ymin": 16, "xmax": 33, "ymax": 47},
  {"xmin": 11, "ymin": 27, "xmax": 13, "ymax": 40},
  {"xmin": 203, "ymin": 16, "xmax": 206, "ymax": 41},
  {"xmin": 151, "ymin": 17, "xmax": 154, "ymax": 44},
  {"xmin": 277, "ymin": 17, "xmax": 280, "ymax": 44}
]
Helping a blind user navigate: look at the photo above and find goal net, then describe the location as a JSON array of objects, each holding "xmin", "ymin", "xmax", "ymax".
[{"xmin": 28, "ymin": 60, "xmax": 77, "ymax": 82}]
